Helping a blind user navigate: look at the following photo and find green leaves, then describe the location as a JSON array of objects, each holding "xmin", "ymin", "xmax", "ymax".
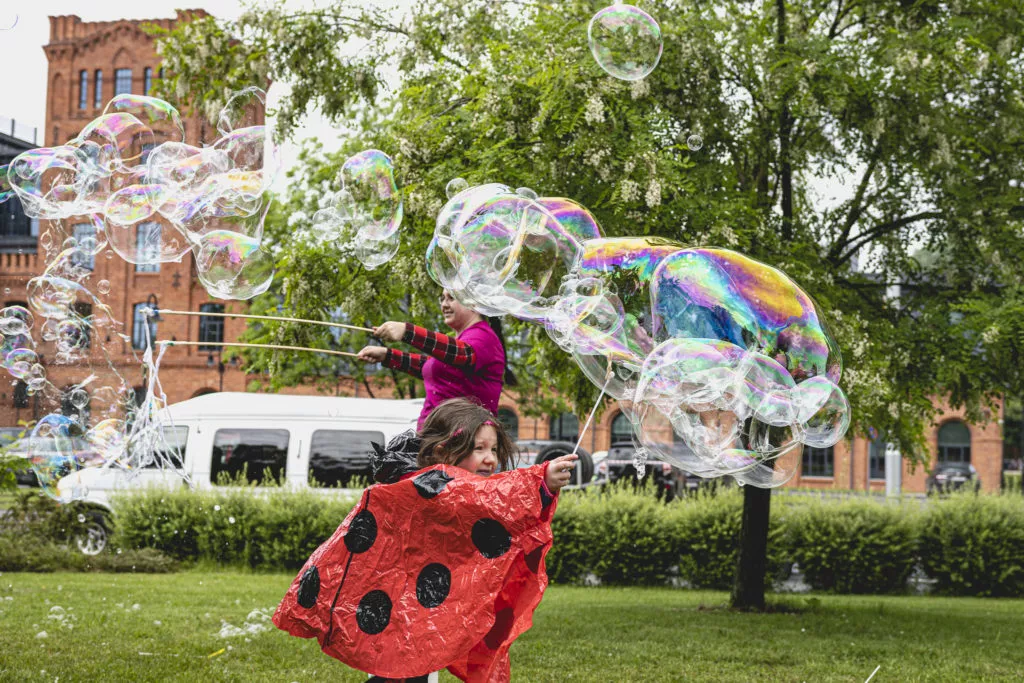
[{"xmin": 153, "ymin": 0, "xmax": 1024, "ymax": 455}]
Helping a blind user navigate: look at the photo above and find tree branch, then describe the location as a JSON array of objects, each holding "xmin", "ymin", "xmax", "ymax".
[
  {"xmin": 834, "ymin": 210, "xmax": 944, "ymax": 265},
  {"xmin": 828, "ymin": 143, "xmax": 883, "ymax": 260}
]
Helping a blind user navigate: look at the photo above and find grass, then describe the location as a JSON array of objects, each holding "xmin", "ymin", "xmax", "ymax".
[{"xmin": 0, "ymin": 573, "xmax": 1021, "ymax": 681}]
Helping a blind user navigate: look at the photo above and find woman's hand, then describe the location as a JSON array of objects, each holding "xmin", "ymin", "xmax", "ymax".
[
  {"xmin": 545, "ymin": 454, "xmax": 579, "ymax": 493},
  {"xmin": 373, "ymin": 321, "xmax": 406, "ymax": 342},
  {"xmin": 357, "ymin": 346, "xmax": 388, "ymax": 363}
]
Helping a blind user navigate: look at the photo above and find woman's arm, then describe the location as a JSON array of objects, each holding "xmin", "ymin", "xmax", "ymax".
[
  {"xmin": 401, "ymin": 323, "xmax": 477, "ymax": 368},
  {"xmin": 383, "ymin": 348, "xmax": 426, "ymax": 379}
]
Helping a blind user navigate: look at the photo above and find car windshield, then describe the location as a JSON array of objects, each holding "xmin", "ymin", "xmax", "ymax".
[{"xmin": 935, "ymin": 464, "xmax": 972, "ymax": 474}]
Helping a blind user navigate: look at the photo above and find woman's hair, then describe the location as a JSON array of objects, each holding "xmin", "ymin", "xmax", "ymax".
[
  {"xmin": 418, "ymin": 398, "xmax": 515, "ymax": 471},
  {"xmin": 486, "ymin": 316, "xmax": 519, "ymax": 387}
]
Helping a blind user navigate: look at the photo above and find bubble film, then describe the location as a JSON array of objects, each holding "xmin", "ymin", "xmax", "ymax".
[
  {"xmin": 428, "ymin": 183, "xmax": 849, "ymax": 487},
  {"xmin": 588, "ymin": 3, "xmax": 663, "ymax": 81}
]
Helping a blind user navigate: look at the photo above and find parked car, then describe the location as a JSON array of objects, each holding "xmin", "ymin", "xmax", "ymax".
[
  {"xmin": 926, "ymin": 462, "xmax": 980, "ymax": 495},
  {"xmin": 55, "ymin": 393, "xmax": 425, "ymax": 554},
  {"xmin": 595, "ymin": 441, "xmax": 731, "ymax": 501}
]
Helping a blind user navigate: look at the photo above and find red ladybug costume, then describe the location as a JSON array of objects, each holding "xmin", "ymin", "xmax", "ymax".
[{"xmin": 273, "ymin": 454, "xmax": 558, "ymax": 682}]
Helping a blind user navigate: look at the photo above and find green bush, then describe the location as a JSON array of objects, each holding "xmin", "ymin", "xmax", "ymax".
[
  {"xmin": 113, "ymin": 487, "xmax": 358, "ymax": 569},
  {"xmin": 1004, "ymin": 471, "xmax": 1022, "ymax": 495},
  {"xmin": 918, "ymin": 494, "xmax": 1024, "ymax": 597},
  {"xmin": 783, "ymin": 499, "xmax": 919, "ymax": 594},
  {"xmin": 0, "ymin": 534, "xmax": 178, "ymax": 573}
]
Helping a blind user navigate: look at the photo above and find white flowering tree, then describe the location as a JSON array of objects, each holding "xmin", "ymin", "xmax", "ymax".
[{"xmin": 153, "ymin": 0, "xmax": 1024, "ymax": 608}]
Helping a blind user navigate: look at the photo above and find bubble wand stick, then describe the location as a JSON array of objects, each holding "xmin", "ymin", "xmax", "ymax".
[
  {"xmin": 158, "ymin": 309, "xmax": 374, "ymax": 333},
  {"xmin": 158, "ymin": 340, "xmax": 360, "ymax": 358}
]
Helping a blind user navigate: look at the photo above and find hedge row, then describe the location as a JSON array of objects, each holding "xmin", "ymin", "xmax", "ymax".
[{"xmin": 107, "ymin": 485, "xmax": 1024, "ymax": 596}]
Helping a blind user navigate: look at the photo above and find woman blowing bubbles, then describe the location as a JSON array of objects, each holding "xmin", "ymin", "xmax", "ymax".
[{"xmin": 357, "ymin": 290, "xmax": 516, "ymax": 429}]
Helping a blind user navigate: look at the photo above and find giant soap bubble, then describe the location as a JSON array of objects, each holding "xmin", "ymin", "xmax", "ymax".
[{"xmin": 426, "ymin": 182, "xmax": 850, "ymax": 488}]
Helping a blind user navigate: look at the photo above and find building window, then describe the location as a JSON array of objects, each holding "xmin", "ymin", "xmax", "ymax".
[
  {"xmin": 802, "ymin": 446, "xmax": 834, "ymax": 477},
  {"xmin": 61, "ymin": 385, "xmax": 90, "ymax": 423},
  {"xmin": 132, "ymin": 302, "xmax": 156, "ymax": 350},
  {"xmin": 141, "ymin": 142, "xmax": 155, "ymax": 163},
  {"xmin": 199, "ymin": 303, "xmax": 225, "ymax": 350},
  {"xmin": 135, "ymin": 223, "xmax": 161, "ymax": 272},
  {"xmin": 71, "ymin": 302, "xmax": 92, "ymax": 350},
  {"xmin": 869, "ymin": 433, "xmax": 886, "ymax": 480},
  {"xmin": 13, "ymin": 381, "xmax": 29, "ymax": 409},
  {"xmin": 114, "ymin": 68, "xmax": 132, "ymax": 96},
  {"xmin": 78, "ymin": 70, "xmax": 88, "ymax": 109},
  {"xmin": 549, "ymin": 412, "xmax": 579, "ymax": 443},
  {"xmin": 144, "ymin": 67, "xmax": 154, "ymax": 95},
  {"xmin": 71, "ymin": 222, "xmax": 96, "ymax": 270},
  {"xmin": 610, "ymin": 412, "xmax": 632, "ymax": 445},
  {"xmin": 497, "ymin": 408, "xmax": 519, "ymax": 441},
  {"xmin": 938, "ymin": 420, "xmax": 971, "ymax": 464},
  {"xmin": 94, "ymin": 70, "xmax": 103, "ymax": 108}
]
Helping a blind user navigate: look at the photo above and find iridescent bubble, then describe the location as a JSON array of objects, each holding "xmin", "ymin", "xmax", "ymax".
[
  {"xmin": 97, "ymin": 280, "xmax": 111, "ymax": 295},
  {"xmin": 194, "ymin": 230, "xmax": 275, "ymax": 300},
  {"xmin": 353, "ymin": 230, "xmax": 401, "ymax": 271},
  {"xmin": 105, "ymin": 218, "xmax": 191, "ymax": 265},
  {"xmin": 69, "ymin": 388, "xmax": 89, "ymax": 409},
  {"xmin": 687, "ymin": 134, "xmax": 703, "ymax": 151},
  {"xmin": 104, "ymin": 184, "xmax": 168, "ymax": 226},
  {"xmin": 0, "ymin": 163, "xmax": 12, "ymax": 204},
  {"xmin": 74, "ymin": 113, "xmax": 155, "ymax": 172},
  {"xmin": 588, "ymin": 4, "xmax": 663, "ymax": 81},
  {"xmin": 445, "ymin": 177, "xmax": 469, "ymax": 199},
  {"xmin": 217, "ymin": 86, "xmax": 267, "ymax": 137},
  {"xmin": 103, "ymin": 94, "xmax": 185, "ymax": 142},
  {"xmin": 340, "ymin": 149, "xmax": 403, "ymax": 241}
]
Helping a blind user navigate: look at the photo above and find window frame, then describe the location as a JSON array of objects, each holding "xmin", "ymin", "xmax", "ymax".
[
  {"xmin": 131, "ymin": 302, "xmax": 156, "ymax": 350},
  {"xmin": 114, "ymin": 68, "xmax": 132, "ymax": 96},
  {"xmin": 802, "ymin": 445, "xmax": 835, "ymax": 478},
  {"xmin": 71, "ymin": 222, "xmax": 96, "ymax": 270},
  {"xmin": 210, "ymin": 428, "xmax": 290, "ymax": 487},
  {"xmin": 78, "ymin": 70, "xmax": 88, "ymax": 110},
  {"xmin": 937, "ymin": 420, "xmax": 972, "ymax": 464},
  {"xmin": 134, "ymin": 222, "xmax": 161, "ymax": 273},
  {"xmin": 198, "ymin": 303, "xmax": 225, "ymax": 351},
  {"xmin": 497, "ymin": 408, "xmax": 519, "ymax": 442},
  {"xmin": 610, "ymin": 412, "xmax": 632, "ymax": 445},
  {"xmin": 143, "ymin": 67, "xmax": 153, "ymax": 95},
  {"xmin": 549, "ymin": 412, "xmax": 579, "ymax": 443},
  {"xmin": 93, "ymin": 69, "xmax": 103, "ymax": 108}
]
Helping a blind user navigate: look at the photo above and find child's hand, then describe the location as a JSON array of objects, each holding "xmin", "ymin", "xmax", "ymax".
[{"xmin": 545, "ymin": 454, "xmax": 579, "ymax": 492}]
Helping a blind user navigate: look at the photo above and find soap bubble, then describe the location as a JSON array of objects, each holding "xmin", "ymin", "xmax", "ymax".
[
  {"xmin": 445, "ymin": 177, "xmax": 469, "ymax": 199},
  {"xmin": 194, "ymin": 230, "xmax": 275, "ymax": 300},
  {"xmin": 96, "ymin": 280, "xmax": 111, "ymax": 295},
  {"xmin": 686, "ymin": 134, "xmax": 703, "ymax": 151},
  {"xmin": 340, "ymin": 149, "xmax": 403, "ymax": 241},
  {"xmin": 588, "ymin": 3, "xmax": 663, "ymax": 81},
  {"xmin": 353, "ymin": 230, "xmax": 401, "ymax": 271}
]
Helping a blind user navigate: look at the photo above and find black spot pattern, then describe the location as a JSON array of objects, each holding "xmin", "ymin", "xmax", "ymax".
[
  {"xmin": 356, "ymin": 590, "xmax": 392, "ymax": 635},
  {"xmin": 297, "ymin": 565, "xmax": 320, "ymax": 608},
  {"xmin": 472, "ymin": 518, "xmax": 512, "ymax": 559},
  {"xmin": 367, "ymin": 677, "xmax": 430, "ymax": 683},
  {"xmin": 539, "ymin": 484, "xmax": 553, "ymax": 508},
  {"xmin": 413, "ymin": 469, "xmax": 453, "ymax": 499},
  {"xmin": 344, "ymin": 509, "xmax": 377, "ymax": 553},
  {"xmin": 415, "ymin": 563, "xmax": 451, "ymax": 608}
]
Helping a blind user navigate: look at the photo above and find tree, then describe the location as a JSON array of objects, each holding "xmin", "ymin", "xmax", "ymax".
[{"xmin": 153, "ymin": 0, "xmax": 1024, "ymax": 609}]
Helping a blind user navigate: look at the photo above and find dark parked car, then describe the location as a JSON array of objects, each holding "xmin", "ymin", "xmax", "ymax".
[
  {"xmin": 595, "ymin": 441, "xmax": 724, "ymax": 501},
  {"xmin": 926, "ymin": 462, "xmax": 980, "ymax": 495}
]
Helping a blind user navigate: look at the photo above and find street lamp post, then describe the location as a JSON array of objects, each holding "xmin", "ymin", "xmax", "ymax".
[{"xmin": 206, "ymin": 350, "xmax": 238, "ymax": 392}]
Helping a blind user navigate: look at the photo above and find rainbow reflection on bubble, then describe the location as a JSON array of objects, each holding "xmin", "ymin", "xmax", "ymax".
[{"xmin": 587, "ymin": 3, "xmax": 663, "ymax": 81}]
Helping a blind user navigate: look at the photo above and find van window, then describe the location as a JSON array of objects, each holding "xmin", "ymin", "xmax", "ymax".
[
  {"xmin": 143, "ymin": 426, "xmax": 188, "ymax": 469},
  {"xmin": 211, "ymin": 429, "xmax": 289, "ymax": 486},
  {"xmin": 309, "ymin": 430, "xmax": 384, "ymax": 488}
]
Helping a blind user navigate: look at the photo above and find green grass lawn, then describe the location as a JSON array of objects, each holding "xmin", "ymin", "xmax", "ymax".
[{"xmin": 0, "ymin": 572, "xmax": 1021, "ymax": 682}]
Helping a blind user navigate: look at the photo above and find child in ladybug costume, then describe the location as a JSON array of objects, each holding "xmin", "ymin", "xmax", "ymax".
[{"xmin": 273, "ymin": 398, "xmax": 578, "ymax": 682}]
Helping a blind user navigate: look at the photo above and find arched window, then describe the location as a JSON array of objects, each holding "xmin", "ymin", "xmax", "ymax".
[
  {"xmin": 78, "ymin": 70, "xmax": 88, "ymax": 109},
  {"xmin": 938, "ymin": 420, "xmax": 971, "ymax": 464},
  {"xmin": 802, "ymin": 445, "xmax": 834, "ymax": 477},
  {"xmin": 497, "ymin": 408, "xmax": 519, "ymax": 441},
  {"xmin": 94, "ymin": 69, "xmax": 103, "ymax": 108},
  {"xmin": 610, "ymin": 412, "xmax": 632, "ymax": 445},
  {"xmin": 549, "ymin": 412, "xmax": 578, "ymax": 442}
]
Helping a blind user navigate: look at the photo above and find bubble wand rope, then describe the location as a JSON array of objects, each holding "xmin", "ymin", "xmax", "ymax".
[
  {"xmin": 157, "ymin": 340, "xmax": 360, "ymax": 358},
  {"xmin": 157, "ymin": 309, "xmax": 375, "ymax": 333}
]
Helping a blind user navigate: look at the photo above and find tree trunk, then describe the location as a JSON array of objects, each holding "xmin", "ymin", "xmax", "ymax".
[{"xmin": 731, "ymin": 484, "xmax": 772, "ymax": 610}]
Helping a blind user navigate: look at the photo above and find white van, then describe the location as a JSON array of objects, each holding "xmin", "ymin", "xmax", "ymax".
[{"xmin": 57, "ymin": 392, "xmax": 423, "ymax": 554}]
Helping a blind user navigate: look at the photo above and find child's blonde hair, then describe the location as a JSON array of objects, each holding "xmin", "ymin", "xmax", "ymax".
[{"xmin": 418, "ymin": 398, "xmax": 515, "ymax": 471}]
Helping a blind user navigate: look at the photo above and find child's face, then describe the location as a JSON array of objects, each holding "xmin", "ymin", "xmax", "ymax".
[{"xmin": 457, "ymin": 424, "xmax": 499, "ymax": 477}]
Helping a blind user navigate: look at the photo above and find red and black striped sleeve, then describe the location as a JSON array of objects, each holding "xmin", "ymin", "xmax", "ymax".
[
  {"xmin": 383, "ymin": 349, "xmax": 426, "ymax": 379},
  {"xmin": 401, "ymin": 323, "xmax": 476, "ymax": 368}
]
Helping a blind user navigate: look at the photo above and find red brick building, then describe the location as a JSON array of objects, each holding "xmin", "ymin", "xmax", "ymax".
[{"xmin": 0, "ymin": 11, "xmax": 1006, "ymax": 494}]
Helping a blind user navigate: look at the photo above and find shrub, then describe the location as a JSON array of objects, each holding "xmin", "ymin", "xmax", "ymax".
[
  {"xmin": 0, "ymin": 534, "xmax": 177, "ymax": 573},
  {"xmin": 672, "ymin": 488, "xmax": 789, "ymax": 590},
  {"xmin": 113, "ymin": 487, "xmax": 358, "ymax": 569},
  {"xmin": 918, "ymin": 494, "xmax": 1024, "ymax": 597},
  {"xmin": 783, "ymin": 498, "xmax": 918, "ymax": 594}
]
